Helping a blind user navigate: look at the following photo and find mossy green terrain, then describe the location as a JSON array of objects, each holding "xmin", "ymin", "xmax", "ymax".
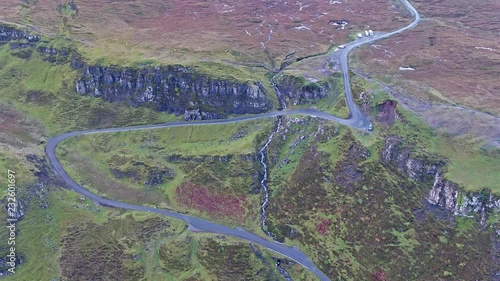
[
  {"xmin": 0, "ymin": 37, "xmax": 304, "ymax": 280},
  {"xmin": 56, "ymin": 120, "xmax": 273, "ymax": 231},
  {"xmin": 349, "ymin": 71, "xmax": 500, "ymax": 193},
  {"xmin": 265, "ymin": 117, "xmax": 497, "ymax": 280},
  {"xmin": 0, "ymin": 102, "xmax": 302, "ymax": 281},
  {"xmin": 0, "ymin": 186, "xmax": 292, "ymax": 281},
  {"xmin": 0, "ymin": 43, "xmax": 177, "ymax": 135}
]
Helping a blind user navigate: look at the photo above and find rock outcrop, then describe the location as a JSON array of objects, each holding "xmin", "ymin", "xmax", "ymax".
[
  {"xmin": 376, "ymin": 100, "xmax": 398, "ymax": 126},
  {"xmin": 37, "ymin": 46, "xmax": 70, "ymax": 63},
  {"xmin": 382, "ymin": 137, "xmax": 499, "ymax": 226},
  {"xmin": 427, "ymin": 173, "xmax": 500, "ymax": 226},
  {"xmin": 183, "ymin": 109, "xmax": 225, "ymax": 121},
  {"xmin": 71, "ymin": 56, "xmax": 273, "ymax": 119},
  {"xmin": 381, "ymin": 137, "xmax": 442, "ymax": 182},
  {"xmin": 427, "ymin": 172, "xmax": 458, "ymax": 211},
  {"xmin": 274, "ymin": 74, "xmax": 330, "ymax": 105},
  {"xmin": 0, "ymin": 25, "xmax": 40, "ymax": 43}
]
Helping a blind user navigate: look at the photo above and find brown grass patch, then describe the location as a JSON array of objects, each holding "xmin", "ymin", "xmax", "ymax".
[
  {"xmin": 176, "ymin": 182, "xmax": 247, "ymax": 222},
  {"xmin": 352, "ymin": 0, "xmax": 500, "ymax": 116},
  {"xmin": 7, "ymin": 0, "xmax": 411, "ymax": 63}
]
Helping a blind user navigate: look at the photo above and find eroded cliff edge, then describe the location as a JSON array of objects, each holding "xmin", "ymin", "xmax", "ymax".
[
  {"xmin": 71, "ymin": 56, "xmax": 272, "ymax": 120},
  {"xmin": 381, "ymin": 137, "xmax": 500, "ymax": 228},
  {"xmin": 2, "ymin": 24, "xmax": 338, "ymax": 121}
]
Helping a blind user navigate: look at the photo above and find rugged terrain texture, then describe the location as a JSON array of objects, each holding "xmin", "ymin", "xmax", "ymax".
[
  {"xmin": 71, "ymin": 56, "xmax": 271, "ymax": 119},
  {"xmin": 264, "ymin": 117, "xmax": 499, "ymax": 280},
  {"xmin": 353, "ymin": 0, "xmax": 500, "ymax": 114},
  {"xmin": 0, "ymin": 90, "xmax": 305, "ymax": 281},
  {"xmin": 1, "ymin": 1, "xmax": 499, "ymax": 280},
  {"xmin": 382, "ymin": 137, "xmax": 500, "ymax": 227},
  {"xmin": 274, "ymin": 74, "xmax": 332, "ymax": 106},
  {"xmin": 0, "ymin": 0, "xmax": 412, "ymax": 64},
  {"xmin": 350, "ymin": 0, "xmax": 500, "ymax": 144},
  {"xmin": 2, "ymin": 24, "xmax": 340, "ymax": 119}
]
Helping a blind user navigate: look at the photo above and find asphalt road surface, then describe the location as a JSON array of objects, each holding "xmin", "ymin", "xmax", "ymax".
[{"xmin": 45, "ymin": 1, "xmax": 421, "ymax": 280}]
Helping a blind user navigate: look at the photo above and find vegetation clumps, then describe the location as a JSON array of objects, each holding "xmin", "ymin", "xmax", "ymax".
[
  {"xmin": 176, "ymin": 182, "xmax": 247, "ymax": 222},
  {"xmin": 60, "ymin": 215, "xmax": 169, "ymax": 281}
]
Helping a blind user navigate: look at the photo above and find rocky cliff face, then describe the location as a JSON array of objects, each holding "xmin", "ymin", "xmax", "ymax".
[
  {"xmin": 381, "ymin": 137, "xmax": 443, "ymax": 182},
  {"xmin": 427, "ymin": 172, "xmax": 458, "ymax": 211},
  {"xmin": 1, "ymin": 25, "xmax": 274, "ymax": 120},
  {"xmin": 376, "ymin": 100, "xmax": 398, "ymax": 126},
  {"xmin": 427, "ymin": 173, "xmax": 500, "ymax": 226},
  {"xmin": 274, "ymin": 75, "xmax": 330, "ymax": 105},
  {"xmin": 0, "ymin": 25, "xmax": 40, "ymax": 43},
  {"xmin": 382, "ymin": 137, "xmax": 500, "ymax": 226},
  {"xmin": 71, "ymin": 57, "xmax": 272, "ymax": 119}
]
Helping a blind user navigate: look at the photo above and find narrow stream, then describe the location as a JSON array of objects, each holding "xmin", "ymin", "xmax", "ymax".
[
  {"xmin": 260, "ymin": 74, "xmax": 294, "ymax": 280},
  {"xmin": 260, "ymin": 73, "xmax": 287, "ymax": 238},
  {"xmin": 276, "ymin": 259, "xmax": 293, "ymax": 281},
  {"xmin": 271, "ymin": 73, "xmax": 287, "ymax": 110},
  {"xmin": 259, "ymin": 116, "xmax": 282, "ymax": 238}
]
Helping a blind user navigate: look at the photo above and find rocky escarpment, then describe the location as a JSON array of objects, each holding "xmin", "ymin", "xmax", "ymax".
[
  {"xmin": 0, "ymin": 25, "xmax": 40, "ymax": 43},
  {"xmin": 71, "ymin": 57, "xmax": 273, "ymax": 120},
  {"xmin": 1, "ymin": 24, "xmax": 71, "ymax": 63},
  {"xmin": 1, "ymin": 24, "xmax": 337, "ymax": 120},
  {"xmin": 274, "ymin": 74, "xmax": 331, "ymax": 106},
  {"xmin": 381, "ymin": 137, "xmax": 443, "ymax": 182},
  {"xmin": 376, "ymin": 100, "xmax": 398, "ymax": 126},
  {"xmin": 382, "ymin": 137, "xmax": 500, "ymax": 227},
  {"xmin": 428, "ymin": 173, "xmax": 500, "ymax": 227}
]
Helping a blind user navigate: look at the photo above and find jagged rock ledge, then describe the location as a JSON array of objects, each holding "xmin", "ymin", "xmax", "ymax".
[
  {"xmin": 71, "ymin": 55, "xmax": 272, "ymax": 120},
  {"xmin": 0, "ymin": 25, "xmax": 40, "ymax": 43},
  {"xmin": 274, "ymin": 74, "xmax": 331, "ymax": 106},
  {"xmin": 1, "ymin": 24, "xmax": 338, "ymax": 120},
  {"xmin": 428, "ymin": 173, "xmax": 500, "ymax": 227},
  {"xmin": 381, "ymin": 137, "xmax": 500, "ymax": 227}
]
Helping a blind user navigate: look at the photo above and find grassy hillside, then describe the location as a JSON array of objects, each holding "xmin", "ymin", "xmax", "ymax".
[
  {"xmin": 0, "ymin": 43, "xmax": 177, "ymax": 135},
  {"xmin": 265, "ymin": 117, "xmax": 497, "ymax": 280},
  {"xmin": 350, "ymin": 71, "xmax": 500, "ymax": 193},
  {"xmin": 0, "ymin": 39, "xmax": 304, "ymax": 280},
  {"xmin": 56, "ymin": 120, "xmax": 273, "ymax": 232}
]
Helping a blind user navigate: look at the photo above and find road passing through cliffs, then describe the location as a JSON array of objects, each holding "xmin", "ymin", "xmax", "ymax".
[{"xmin": 45, "ymin": 0, "xmax": 421, "ymax": 279}]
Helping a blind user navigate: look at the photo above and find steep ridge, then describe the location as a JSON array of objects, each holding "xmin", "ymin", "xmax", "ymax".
[
  {"xmin": 71, "ymin": 56, "xmax": 272, "ymax": 119},
  {"xmin": 2, "ymin": 0, "xmax": 442, "ymax": 279},
  {"xmin": 381, "ymin": 137, "xmax": 500, "ymax": 227}
]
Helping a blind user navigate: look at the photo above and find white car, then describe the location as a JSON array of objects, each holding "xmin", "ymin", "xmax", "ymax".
[{"xmin": 338, "ymin": 44, "xmax": 345, "ymax": 49}]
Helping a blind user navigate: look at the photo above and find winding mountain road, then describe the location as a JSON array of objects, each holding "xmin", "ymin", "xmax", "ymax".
[{"xmin": 45, "ymin": 1, "xmax": 420, "ymax": 280}]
